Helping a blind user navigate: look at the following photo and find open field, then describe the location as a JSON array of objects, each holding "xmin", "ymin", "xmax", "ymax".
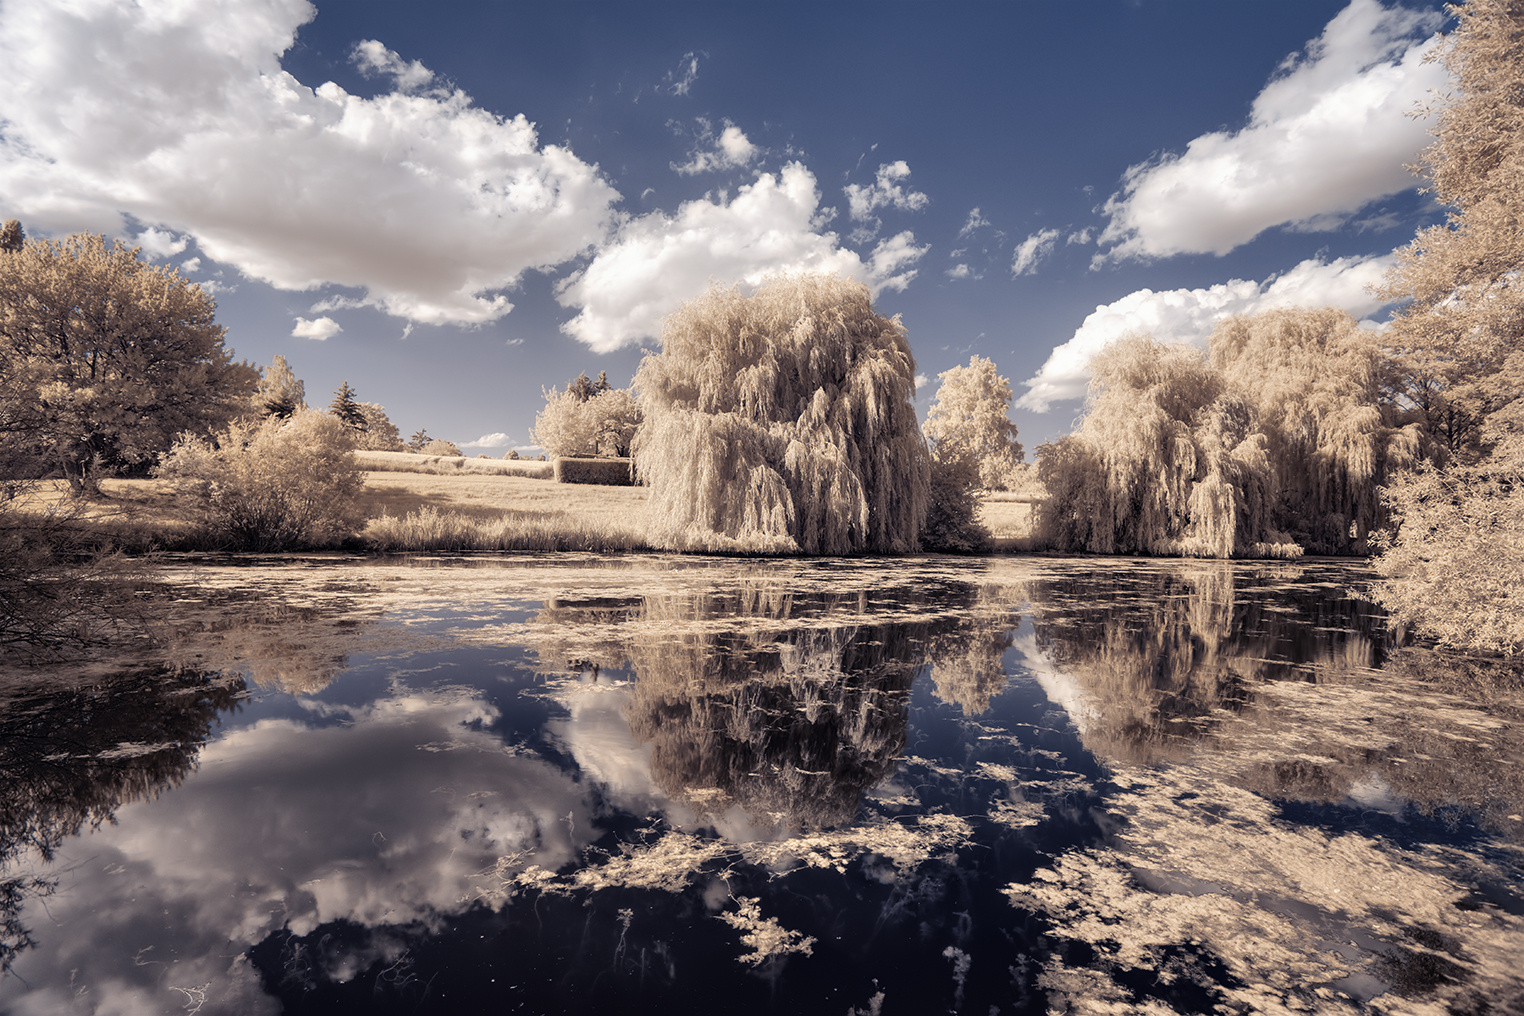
[{"xmin": 12, "ymin": 467, "xmax": 1035, "ymax": 553}]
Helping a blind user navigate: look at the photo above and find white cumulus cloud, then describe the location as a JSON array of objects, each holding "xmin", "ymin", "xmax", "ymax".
[
  {"xmin": 1098, "ymin": 0, "xmax": 1448, "ymax": 261},
  {"xmin": 0, "ymin": 0, "xmax": 619, "ymax": 326},
  {"xmin": 1016, "ymin": 254, "xmax": 1394, "ymax": 411},
  {"xmin": 673, "ymin": 121, "xmax": 758, "ymax": 175},
  {"xmin": 556, "ymin": 163, "xmax": 925, "ymax": 353},
  {"xmin": 292, "ymin": 315, "xmax": 343, "ymax": 341},
  {"xmin": 1012, "ymin": 228, "xmax": 1061, "ymax": 277},
  {"xmin": 461, "ymin": 432, "xmax": 509, "ymax": 448}
]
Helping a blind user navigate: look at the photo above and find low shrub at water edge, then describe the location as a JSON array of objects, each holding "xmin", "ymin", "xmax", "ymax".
[
  {"xmin": 362, "ymin": 506, "xmax": 650, "ymax": 552},
  {"xmin": 553, "ymin": 456, "xmax": 635, "ymax": 485}
]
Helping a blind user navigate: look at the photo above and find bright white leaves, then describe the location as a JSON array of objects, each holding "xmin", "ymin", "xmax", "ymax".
[
  {"xmin": 0, "ymin": 0, "xmax": 618, "ymax": 325},
  {"xmin": 1017, "ymin": 255, "xmax": 1392, "ymax": 411},
  {"xmin": 1098, "ymin": 0, "xmax": 1449, "ymax": 261},
  {"xmin": 558, "ymin": 164, "xmax": 925, "ymax": 352}
]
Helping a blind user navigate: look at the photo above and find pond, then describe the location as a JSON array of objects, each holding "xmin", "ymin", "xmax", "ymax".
[{"xmin": 1, "ymin": 555, "xmax": 1521, "ymax": 1015}]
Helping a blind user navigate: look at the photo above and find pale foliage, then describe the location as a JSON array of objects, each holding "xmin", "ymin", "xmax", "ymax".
[
  {"xmin": 254, "ymin": 354, "xmax": 305, "ymax": 420},
  {"xmin": 1370, "ymin": 465, "xmax": 1524, "ymax": 655},
  {"xmin": 1209, "ymin": 308, "xmax": 1419, "ymax": 553},
  {"xmin": 1368, "ymin": 0, "xmax": 1524, "ymax": 645},
  {"xmin": 0, "ymin": 232, "xmax": 257, "ymax": 492},
  {"xmin": 1378, "ymin": 0, "xmax": 1524, "ymax": 462},
  {"xmin": 922, "ymin": 355, "xmax": 1024, "ymax": 489},
  {"xmin": 421, "ymin": 438, "xmax": 460, "ymax": 456},
  {"xmin": 353, "ymin": 401, "xmax": 405, "ymax": 452},
  {"xmin": 156, "ymin": 410, "xmax": 363, "ymax": 550},
  {"xmin": 1036, "ymin": 336, "xmax": 1287, "ymax": 558},
  {"xmin": 531, "ymin": 386, "xmax": 641, "ymax": 458},
  {"xmin": 633, "ymin": 275, "xmax": 929, "ymax": 554}
]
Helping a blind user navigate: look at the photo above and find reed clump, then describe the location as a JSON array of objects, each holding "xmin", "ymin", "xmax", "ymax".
[{"xmin": 361, "ymin": 505, "xmax": 650, "ymax": 553}]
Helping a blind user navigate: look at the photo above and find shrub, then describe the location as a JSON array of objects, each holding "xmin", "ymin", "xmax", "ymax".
[
  {"xmin": 421, "ymin": 438, "xmax": 461, "ymax": 456},
  {"xmin": 554, "ymin": 456, "xmax": 635, "ymax": 486},
  {"xmin": 920, "ymin": 452, "xmax": 990, "ymax": 553},
  {"xmin": 156, "ymin": 410, "xmax": 363, "ymax": 550}
]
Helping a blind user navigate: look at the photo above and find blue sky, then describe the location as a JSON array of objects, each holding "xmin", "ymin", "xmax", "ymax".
[{"xmin": 0, "ymin": 0, "xmax": 1451, "ymax": 454}]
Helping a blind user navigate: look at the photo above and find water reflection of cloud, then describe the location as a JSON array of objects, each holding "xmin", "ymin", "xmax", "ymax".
[{"xmin": 6, "ymin": 687, "xmax": 592, "ymax": 1015}]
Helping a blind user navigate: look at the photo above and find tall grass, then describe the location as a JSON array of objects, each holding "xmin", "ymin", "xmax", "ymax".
[
  {"xmin": 355, "ymin": 450, "xmax": 553, "ymax": 479},
  {"xmin": 362, "ymin": 506, "xmax": 650, "ymax": 553}
]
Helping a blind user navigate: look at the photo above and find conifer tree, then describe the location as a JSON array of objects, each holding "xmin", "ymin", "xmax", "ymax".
[{"xmin": 328, "ymin": 381, "xmax": 367, "ymax": 433}]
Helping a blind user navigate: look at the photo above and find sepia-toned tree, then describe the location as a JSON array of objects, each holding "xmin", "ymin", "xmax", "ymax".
[
  {"xmin": 254, "ymin": 354, "xmax": 306, "ymax": 420},
  {"xmin": 0, "ymin": 231, "xmax": 256, "ymax": 494},
  {"xmin": 632, "ymin": 275, "xmax": 929, "ymax": 554},
  {"xmin": 1209, "ymin": 308, "xmax": 1421, "ymax": 553},
  {"xmin": 922, "ymin": 355, "xmax": 1024, "ymax": 491}
]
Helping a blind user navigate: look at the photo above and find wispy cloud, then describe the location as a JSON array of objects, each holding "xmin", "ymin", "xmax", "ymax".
[
  {"xmin": 665, "ymin": 51, "xmax": 702, "ymax": 96},
  {"xmin": 460, "ymin": 432, "xmax": 509, "ymax": 448},
  {"xmin": 844, "ymin": 161, "xmax": 929, "ymax": 242},
  {"xmin": 672, "ymin": 120, "xmax": 758, "ymax": 175},
  {"xmin": 1011, "ymin": 229, "xmax": 1060, "ymax": 277},
  {"xmin": 1098, "ymin": 0, "xmax": 1447, "ymax": 262}
]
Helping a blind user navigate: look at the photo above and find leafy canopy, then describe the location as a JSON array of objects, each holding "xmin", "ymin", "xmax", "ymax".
[{"xmin": 0, "ymin": 231, "xmax": 256, "ymax": 491}]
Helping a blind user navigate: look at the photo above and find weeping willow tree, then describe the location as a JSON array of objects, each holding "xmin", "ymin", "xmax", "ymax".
[
  {"xmin": 1209, "ymin": 308, "xmax": 1421, "ymax": 554},
  {"xmin": 632, "ymin": 275, "xmax": 929, "ymax": 554},
  {"xmin": 1035, "ymin": 335, "xmax": 1284, "ymax": 558}
]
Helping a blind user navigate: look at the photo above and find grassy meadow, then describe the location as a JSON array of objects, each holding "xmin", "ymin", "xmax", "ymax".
[{"xmin": 13, "ymin": 450, "xmax": 1036, "ymax": 556}]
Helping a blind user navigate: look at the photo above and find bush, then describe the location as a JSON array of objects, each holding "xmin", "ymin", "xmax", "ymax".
[
  {"xmin": 554, "ymin": 456, "xmax": 635, "ymax": 486},
  {"xmin": 920, "ymin": 453, "xmax": 990, "ymax": 553},
  {"xmin": 157, "ymin": 410, "xmax": 363, "ymax": 550},
  {"xmin": 421, "ymin": 438, "xmax": 461, "ymax": 456}
]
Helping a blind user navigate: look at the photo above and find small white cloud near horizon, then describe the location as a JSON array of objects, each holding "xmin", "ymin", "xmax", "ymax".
[
  {"xmin": 1097, "ymin": 0, "xmax": 1448, "ymax": 262},
  {"xmin": 556, "ymin": 162, "xmax": 926, "ymax": 353},
  {"xmin": 673, "ymin": 121, "xmax": 758, "ymax": 175},
  {"xmin": 292, "ymin": 316, "xmax": 343, "ymax": 341},
  {"xmin": 1016, "ymin": 253, "xmax": 1394, "ymax": 412},
  {"xmin": 1012, "ymin": 228, "xmax": 1061, "ymax": 277},
  {"xmin": 460, "ymin": 432, "xmax": 510, "ymax": 448}
]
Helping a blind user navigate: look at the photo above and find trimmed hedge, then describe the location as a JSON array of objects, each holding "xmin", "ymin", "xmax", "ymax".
[{"xmin": 554, "ymin": 456, "xmax": 635, "ymax": 485}]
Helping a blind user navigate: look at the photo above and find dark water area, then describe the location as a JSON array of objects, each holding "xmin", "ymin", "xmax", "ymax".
[{"xmin": 1, "ymin": 555, "xmax": 1521, "ymax": 1015}]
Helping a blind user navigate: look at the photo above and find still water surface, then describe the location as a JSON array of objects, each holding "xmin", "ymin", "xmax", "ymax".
[{"xmin": 2, "ymin": 555, "xmax": 1521, "ymax": 1014}]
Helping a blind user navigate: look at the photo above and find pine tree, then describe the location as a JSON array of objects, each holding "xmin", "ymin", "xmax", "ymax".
[
  {"xmin": 328, "ymin": 381, "xmax": 368, "ymax": 432},
  {"xmin": 0, "ymin": 219, "xmax": 22, "ymax": 253}
]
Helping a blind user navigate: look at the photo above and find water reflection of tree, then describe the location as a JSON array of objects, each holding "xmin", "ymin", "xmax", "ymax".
[
  {"xmin": 1024, "ymin": 562, "xmax": 1524, "ymax": 839},
  {"xmin": 1024, "ymin": 563, "xmax": 1385, "ymax": 763},
  {"xmin": 536, "ymin": 579, "xmax": 1019, "ymax": 832},
  {"xmin": 0, "ymin": 665, "xmax": 244, "ymax": 972}
]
